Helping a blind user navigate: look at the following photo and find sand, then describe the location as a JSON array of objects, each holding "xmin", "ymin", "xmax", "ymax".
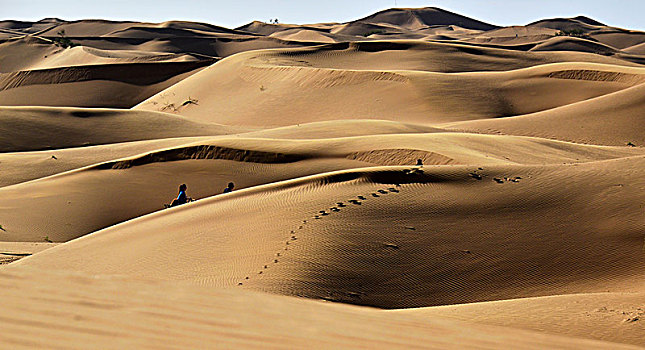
[{"xmin": 1, "ymin": 6, "xmax": 644, "ymax": 349}]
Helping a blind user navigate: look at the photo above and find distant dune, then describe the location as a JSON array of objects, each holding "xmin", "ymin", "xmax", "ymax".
[{"xmin": 1, "ymin": 7, "xmax": 644, "ymax": 349}]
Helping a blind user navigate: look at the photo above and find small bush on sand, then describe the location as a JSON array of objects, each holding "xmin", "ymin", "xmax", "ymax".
[
  {"xmin": 52, "ymin": 30, "xmax": 77, "ymax": 48},
  {"xmin": 555, "ymin": 29, "xmax": 586, "ymax": 37}
]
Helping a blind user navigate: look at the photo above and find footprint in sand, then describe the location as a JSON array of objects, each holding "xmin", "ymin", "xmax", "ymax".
[
  {"xmin": 252, "ymin": 184, "xmax": 408, "ymax": 286},
  {"xmin": 469, "ymin": 172, "xmax": 483, "ymax": 180}
]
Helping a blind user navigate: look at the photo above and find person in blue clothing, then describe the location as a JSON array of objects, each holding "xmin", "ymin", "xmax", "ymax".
[
  {"xmin": 168, "ymin": 183, "xmax": 191, "ymax": 207},
  {"xmin": 223, "ymin": 182, "xmax": 235, "ymax": 194}
]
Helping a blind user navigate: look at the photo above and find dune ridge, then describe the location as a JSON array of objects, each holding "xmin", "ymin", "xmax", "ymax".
[
  {"xmin": 12, "ymin": 158, "xmax": 645, "ymax": 306},
  {"xmin": 0, "ymin": 106, "xmax": 240, "ymax": 152}
]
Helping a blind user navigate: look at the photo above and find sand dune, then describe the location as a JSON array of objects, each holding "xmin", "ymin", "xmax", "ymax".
[
  {"xmin": 624, "ymin": 41, "xmax": 645, "ymax": 55},
  {"xmin": 397, "ymin": 292, "xmax": 645, "ymax": 346},
  {"xmin": 34, "ymin": 19, "xmax": 143, "ymax": 37},
  {"xmin": 527, "ymin": 17, "xmax": 605, "ymax": 32},
  {"xmin": 0, "ymin": 60, "xmax": 212, "ymax": 107},
  {"xmin": 12, "ymin": 157, "xmax": 645, "ymax": 308},
  {"xmin": 1, "ymin": 7, "xmax": 645, "ymax": 348},
  {"xmin": 1, "ymin": 267, "xmax": 637, "ymax": 350},
  {"xmin": 0, "ymin": 143, "xmax": 368, "ymax": 242},
  {"xmin": 0, "ymin": 106, "xmax": 238, "ymax": 152},
  {"xmin": 354, "ymin": 7, "xmax": 498, "ymax": 31},
  {"xmin": 28, "ymin": 19, "xmax": 252, "ymax": 38},
  {"xmin": 239, "ymin": 119, "xmax": 442, "ymax": 139},
  {"xmin": 269, "ymin": 28, "xmax": 351, "ymax": 43},
  {"xmin": 0, "ymin": 137, "xmax": 217, "ymax": 187},
  {"xmin": 592, "ymin": 31, "xmax": 645, "ymax": 50},
  {"xmin": 529, "ymin": 36, "xmax": 618, "ymax": 54},
  {"xmin": 448, "ymin": 82, "xmax": 645, "ymax": 146},
  {"xmin": 0, "ymin": 18, "xmax": 64, "ymax": 38},
  {"xmin": 0, "ymin": 36, "xmax": 201, "ymax": 73},
  {"xmin": 2, "ymin": 133, "xmax": 641, "ymax": 242},
  {"xmin": 135, "ymin": 46, "xmax": 644, "ymax": 125}
]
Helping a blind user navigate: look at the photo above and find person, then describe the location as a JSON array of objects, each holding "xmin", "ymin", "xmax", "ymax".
[
  {"xmin": 168, "ymin": 183, "xmax": 191, "ymax": 207},
  {"xmin": 416, "ymin": 159, "xmax": 423, "ymax": 166},
  {"xmin": 223, "ymin": 182, "xmax": 235, "ymax": 194}
]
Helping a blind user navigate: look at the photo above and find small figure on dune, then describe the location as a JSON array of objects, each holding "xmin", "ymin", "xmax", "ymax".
[
  {"xmin": 223, "ymin": 182, "xmax": 235, "ymax": 194},
  {"xmin": 166, "ymin": 183, "xmax": 192, "ymax": 208},
  {"xmin": 406, "ymin": 159, "xmax": 424, "ymax": 175}
]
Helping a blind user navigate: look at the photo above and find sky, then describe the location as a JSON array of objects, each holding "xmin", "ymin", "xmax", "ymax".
[{"xmin": 2, "ymin": 0, "xmax": 644, "ymax": 31}]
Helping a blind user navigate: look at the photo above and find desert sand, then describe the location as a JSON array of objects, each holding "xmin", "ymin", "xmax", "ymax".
[{"xmin": 0, "ymin": 7, "xmax": 644, "ymax": 349}]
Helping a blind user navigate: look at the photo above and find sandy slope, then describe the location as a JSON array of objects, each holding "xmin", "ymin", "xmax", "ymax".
[
  {"xmin": 0, "ymin": 36, "xmax": 201, "ymax": 73},
  {"xmin": 1, "ymin": 267, "xmax": 638, "ymax": 350},
  {"xmin": 0, "ymin": 106, "xmax": 239, "ymax": 152},
  {"xmin": 0, "ymin": 29, "xmax": 216, "ymax": 107},
  {"xmin": 0, "ymin": 242, "xmax": 57, "ymax": 265},
  {"xmin": 447, "ymin": 82, "xmax": 645, "ymax": 146},
  {"xmin": 135, "ymin": 44, "xmax": 644, "ymax": 126},
  {"xmin": 0, "ymin": 60, "xmax": 212, "ymax": 108},
  {"xmin": 395, "ymin": 292, "xmax": 645, "ymax": 346},
  {"xmin": 2, "ymin": 9, "xmax": 643, "ymax": 110},
  {"xmin": 13, "ymin": 158, "xmax": 645, "ymax": 307},
  {"xmin": 0, "ymin": 137, "xmax": 216, "ymax": 187},
  {"xmin": 1, "ymin": 133, "xmax": 642, "ymax": 242}
]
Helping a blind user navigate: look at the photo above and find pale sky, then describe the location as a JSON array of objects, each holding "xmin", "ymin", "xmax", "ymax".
[{"xmin": 2, "ymin": 0, "xmax": 644, "ymax": 31}]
